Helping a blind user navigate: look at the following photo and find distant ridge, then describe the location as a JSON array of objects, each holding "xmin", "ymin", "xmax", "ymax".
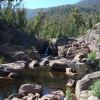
[
  {"xmin": 26, "ymin": 8, "xmax": 50, "ymax": 19},
  {"xmin": 75, "ymin": 0, "xmax": 100, "ymax": 6},
  {"xmin": 26, "ymin": 0, "xmax": 100, "ymax": 19}
]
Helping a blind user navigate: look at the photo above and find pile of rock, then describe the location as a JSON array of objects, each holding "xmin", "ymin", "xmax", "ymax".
[{"xmin": 5, "ymin": 83, "xmax": 65, "ymax": 100}]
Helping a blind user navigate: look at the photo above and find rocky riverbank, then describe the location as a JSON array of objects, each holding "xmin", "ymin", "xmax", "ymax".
[{"xmin": 1, "ymin": 22, "xmax": 100, "ymax": 100}]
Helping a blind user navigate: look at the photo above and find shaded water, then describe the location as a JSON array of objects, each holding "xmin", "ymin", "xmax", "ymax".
[{"xmin": 0, "ymin": 66, "xmax": 72, "ymax": 100}]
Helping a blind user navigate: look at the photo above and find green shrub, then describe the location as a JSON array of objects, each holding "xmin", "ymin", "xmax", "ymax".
[
  {"xmin": 0, "ymin": 56, "xmax": 5, "ymax": 64},
  {"xmin": 90, "ymin": 80, "xmax": 100, "ymax": 99},
  {"xmin": 88, "ymin": 52, "xmax": 96, "ymax": 60},
  {"xmin": 63, "ymin": 51, "xmax": 67, "ymax": 57},
  {"xmin": 65, "ymin": 87, "xmax": 72, "ymax": 100}
]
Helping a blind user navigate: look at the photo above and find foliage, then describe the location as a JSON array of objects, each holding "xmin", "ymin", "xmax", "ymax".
[
  {"xmin": 63, "ymin": 51, "xmax": 67, "ymax": 57},
  {"xmin": 0, "ymin": 0, "xmax": 100, "ymax": 39},
  {"xmin": 87, "ymin": 17, "xmax": 93, "ymax": 29},
  {"xmin": 90, "ymin": 80, "xmax": 100, "ymax": 99},
  {"xmin": 0, "ymin": 0, "xmax": 26, "ymax": 29},
  {"xmin": 25, "ymin": 9, "xmax": 46, "ymax": 36},
  {"xmin": 65, "ymin": 87, "xmax": 72, "ymax": 100},
  {"xmin": 0, "ymin": 56, "xmax": 5, "ymax": 64},
  {"xmin": 88, "ymin": 52, "xmax": 96, "ymax": 60}
]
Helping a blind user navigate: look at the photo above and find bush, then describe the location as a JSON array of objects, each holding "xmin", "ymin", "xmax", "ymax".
[
  {"xmin": 0, "ymin": 56, "xmax": 5, "ymax": 64},
  {"xmin": 65, "ymin": 87, "xmax": 72, "ymax": 100},
  {"xmin": 88, "ymin": 52, "xmax": 96, "ymax": 60},
  {"xmin": 90, "ymin": 80, "xmax": 100, "ymax": 99}
]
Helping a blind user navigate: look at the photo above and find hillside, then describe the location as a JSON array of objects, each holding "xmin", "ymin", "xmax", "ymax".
[
  {"xmin": 76, "ymin": 0, "xmax": 100, "ymax": 6},
  {"xmin": 26, "ymin": 0, "xmax": 100, "ymax": 19}
]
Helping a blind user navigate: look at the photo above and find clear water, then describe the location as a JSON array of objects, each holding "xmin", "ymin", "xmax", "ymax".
[{"xmin": 0, "ymin": 66, "xmax": 72, "ymax": 100}]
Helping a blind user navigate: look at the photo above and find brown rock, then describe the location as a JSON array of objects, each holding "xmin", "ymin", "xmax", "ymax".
[{"xmin": 66, "ymin": 79, "xmax": 76, "ymax": 88}]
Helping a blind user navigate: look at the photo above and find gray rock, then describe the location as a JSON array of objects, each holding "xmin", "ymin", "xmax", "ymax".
[
  {"xmin": 18, "ymin": 83, "xmax": 43, "ymax": 95},
  {"xmin": 15, "ymin": 51, "xmax": 25, "ymax": 60},
  {"xmin": 75, "ymin": 71, "xmax": 100, "ymax": 100},
  {"xmin": 66, "ymin": 79, "xmax": 76, "ymax": 88},
  {"xmin": 66, "ymin": 68, "xmax": 78, "ymax": 77},
  {"xmin": 29, "ymin": 60, "xmax": 39, "ymax": 69},
  {"xmin": 8, "ymin": 93, "xmax": 25, "ymax": 99},
  {"xmin": 39, "ymin": 58, "xmax": 49, "ymax": 66},
  {"xmin": 74, "ymin": 52, "xmax": 87, "ymax": 62},
  {"xmin": 8, "ymin": 72, "xmax": 19, "ymax": 79},
  {"xmin": 36, "ymin": 37, "xmax": 49, "ymax": 54},
  {"xmin": 49, "ymin": 58, "xmax": 68, "ymax": 71},
  {"xmin": 88, "ymin": 96, "xmax": 99, "ymax": 100},
  {"xmin": 78, "ymin": 26, "xmax": 100, "ymax": 55},
  {"xmin": 23, "ymin": 93, "xmax": 40, "ymax": 100},
  {"xmin": 12, "ymin": 97, "xmax": 22, "ymax": 100},
  {"xmin": 27, "ymin": 50, "xmax": 40, "ymax": 60},
  {"xmin": 50, "ymin": 35, "xmax": 76, "ymax": 56},
  {"xmin": 58, "ymin": 45, "xmax": 67, "ymax": 57},
  {"xmin": 51, "ymin": 90, "xmax": 65, "ymax": 97},
  {"xmin": 0, "ymin": 60, "xmax": 26, "ymax": 73}
]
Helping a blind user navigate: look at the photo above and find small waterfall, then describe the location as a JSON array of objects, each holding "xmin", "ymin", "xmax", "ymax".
[
  {"xmin": 45, "ymin": 45, "xmax": 49, "ymax": 54},
  {"xmin": 41, "ymin": 45, "xmax": 49, "ymax": 56}
]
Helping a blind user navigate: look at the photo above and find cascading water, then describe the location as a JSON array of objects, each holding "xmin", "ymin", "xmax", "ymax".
[{"xmin": 41, "ymin": 45, "xmax": 49, "ymax": 56}]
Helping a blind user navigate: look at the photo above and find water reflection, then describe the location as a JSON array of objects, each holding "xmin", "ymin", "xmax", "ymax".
[{"xmin": 0, "ymin": 66, "xmax": 70, "ymax": 100}]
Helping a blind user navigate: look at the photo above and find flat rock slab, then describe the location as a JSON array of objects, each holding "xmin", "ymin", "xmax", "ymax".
[
  {"xmin": 49, "ymin": 58, "xmax": 68, "ymax": 71},
  {"xmin": 0, "ymin": 61, "xmax": 26, "ymax": 73}
]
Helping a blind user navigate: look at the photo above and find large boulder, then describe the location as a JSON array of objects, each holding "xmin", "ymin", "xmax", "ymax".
[
  {"xmin": 18, "ymin": 83, "xmax": 43, "ymax": 95},
  {"xmin": 51, "ymin": 34, "xmax": 90, "ymax": 58},
  {"xmin": 0, "ymin": 60, "xmax": 26, "ymax": 73},
  {"xmin": 78, "ymin": 23, "xmax": 100, "ymax": 57},
  {"xmin": 66, "ymin": 68, "xmax": 78, "ymax": 77},
  {"xmin": 39, "ymin": 58, "xmax": 49, "ymax": 66},
  {"xmin": 50, "ymin": 35, "xmax": 76, "ymax": 56},
  {"xmin": 27, "ymin": 50, "xmax": 40, "ymax": 60},
  {"xmin": 66, "ymin": 43, "xmax": 90, "ymax": 59},
  {"xmin": 36, "ymin": 37, "xmax": 49, "ymax": 54},
  {"xmin": 7, "ymin": 51, "xmax": 26, "ymax": 61},
  {"xmin": 49, "ymin": 58, "xmax": 68, "ymax": 71},
  {"xmin": 0, "ymin": 44, "xmax": 27, "ymax": 62},
  {"xmin": 75, "ymin": 71, "xmax": 100, "ymax": 100},
  {"xmin": 39, "ymin": 55, "xmax": 55, "ymax": 66},
  {"xmin": 29, "ymin": 60, "xmax": 39, "ymax": 69}
]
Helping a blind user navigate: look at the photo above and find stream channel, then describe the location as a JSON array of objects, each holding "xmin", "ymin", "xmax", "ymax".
[{"xmin": 0, "ymin": 66, "xmax": 76, "ymax": 100}]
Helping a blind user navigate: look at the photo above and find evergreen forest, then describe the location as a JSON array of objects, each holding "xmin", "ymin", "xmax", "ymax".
[{"xmin": 0, "ymin": 0, "xmax": 100, "ymax": 40}]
